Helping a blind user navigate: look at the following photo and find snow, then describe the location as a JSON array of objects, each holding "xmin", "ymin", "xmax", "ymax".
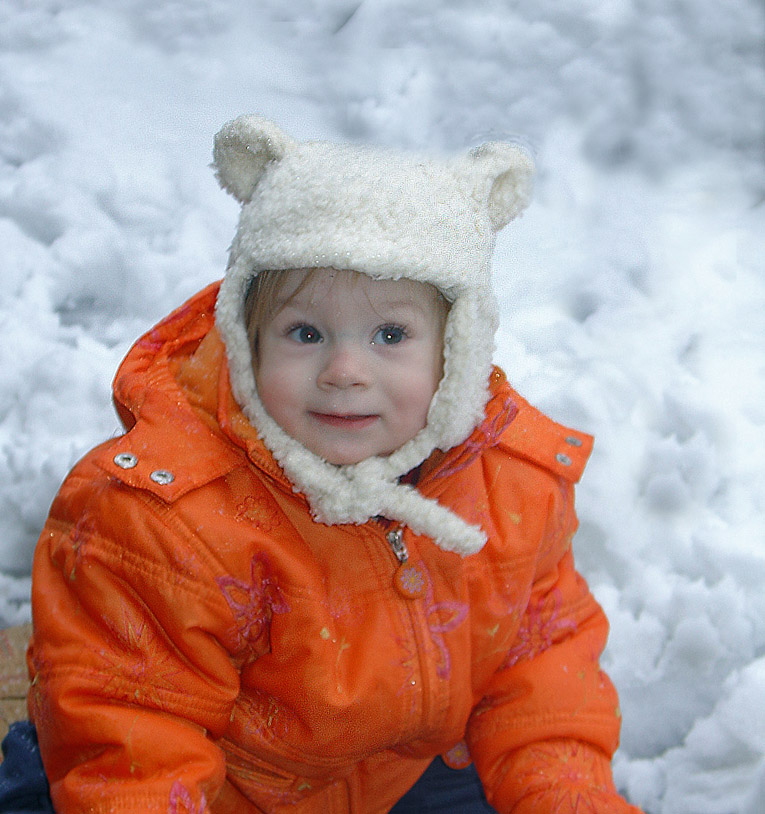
[{"xmin": 1, "ymin": 1, "xmax": 763, "ymax": 811}]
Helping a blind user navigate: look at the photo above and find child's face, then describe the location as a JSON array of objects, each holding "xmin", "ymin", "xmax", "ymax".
[{"xmin": 254, "ymin": 269, "xmax": 445, "ymax": 465}]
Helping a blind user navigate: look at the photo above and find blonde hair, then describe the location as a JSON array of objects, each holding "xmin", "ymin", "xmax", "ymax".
[
  {"xmin": 244, "ymin": 268, "xmax": 450, "ymax": 358},
  {"xmin": 244, "ymin": 269, "xmax": 303, "ymax": 352}
]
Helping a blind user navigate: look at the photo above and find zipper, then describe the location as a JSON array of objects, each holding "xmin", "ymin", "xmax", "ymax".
[{"xmin": 381, "ymin": 525, "xmax": 439, "ymax": 739}]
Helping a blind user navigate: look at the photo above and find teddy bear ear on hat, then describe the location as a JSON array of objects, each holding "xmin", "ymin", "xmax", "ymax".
[
  {"xmin": 464, "ymin": 142, "xmax": 535, "ymax": 232},
  {"xmin": 212, "ymin": 115, "xmax": 295, "ymax": 204}
]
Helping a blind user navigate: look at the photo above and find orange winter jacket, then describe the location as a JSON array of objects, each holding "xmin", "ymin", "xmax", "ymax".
[{"xmin": 28, "ymin": 283, "xmax": 642, "ymax": 813}]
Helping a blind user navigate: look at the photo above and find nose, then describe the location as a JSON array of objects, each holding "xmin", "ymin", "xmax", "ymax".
[{"xmin": 317, "ymin": 342, "xmax": 370, "ymax": 390}]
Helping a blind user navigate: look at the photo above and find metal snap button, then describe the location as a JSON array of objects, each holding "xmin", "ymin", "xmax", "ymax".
[
  {"xmin": 150, "ymin": 469, "xmax": 175, "ymax": 485},
  {"xmin": 556, "ymin": 453, "xmax": 572, "ymax": 466},
  {"xmin": 565, "ymin": 436, "xmax": 583, "ymax": 447},
  {"xmin": 113, "ymin": 452, "xmax": 138, "ymax": 469}
]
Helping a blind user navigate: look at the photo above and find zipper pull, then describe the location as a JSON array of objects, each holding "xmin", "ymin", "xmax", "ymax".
[
  {"xmin": 387, "ymin": 528, "xmax": 408, "ymax": 563},
  {"xmin": 387, "ymin": 528, "xmax": 426, "ymax": 600}
]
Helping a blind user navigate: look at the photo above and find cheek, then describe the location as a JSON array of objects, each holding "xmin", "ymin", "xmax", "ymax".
[
  {"xmin": 256, "ymin": 364, "xmax": 298, "ymax": 423},
  {"xmin": 397, "ymin": 364, "xmax": 440, "ymax": 426}
]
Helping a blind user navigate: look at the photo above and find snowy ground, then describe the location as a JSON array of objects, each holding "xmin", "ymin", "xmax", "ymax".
[{"xmin": 1, "ymin": 2, "xmax": 764, "ymax": 812}]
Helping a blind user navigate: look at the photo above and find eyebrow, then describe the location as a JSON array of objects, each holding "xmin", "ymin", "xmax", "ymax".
[
  {"xmin": 276, "ymin": 295, "xmax": 429, "ymax": 316},
  {"xmin": 375, "ymin": 300, "xmax": 426, "ymax": 313},
  {"xmin": 371, "ymin": 296, "xmax": 444, "ymax": 317}
]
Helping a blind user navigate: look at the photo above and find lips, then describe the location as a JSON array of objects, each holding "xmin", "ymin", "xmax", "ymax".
[{"xmin": 309, "ymin": 412, "xmax": 378, "ymax": 428}]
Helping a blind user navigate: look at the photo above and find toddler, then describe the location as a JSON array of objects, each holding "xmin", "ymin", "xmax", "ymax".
[{"xmin": 8, "ymin": 116, "xmax": 644, "ymax": 812}]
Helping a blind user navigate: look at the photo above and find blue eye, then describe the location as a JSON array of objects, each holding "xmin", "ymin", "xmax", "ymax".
[
  {"xmin": 289, "ymin": 324, "xmax": 323, "ymax": 343},
  {"xmin": 373, "ymin": 326, "xmax": 406, "ymax": 345}
]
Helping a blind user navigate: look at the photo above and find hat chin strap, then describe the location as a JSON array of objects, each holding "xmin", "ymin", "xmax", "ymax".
[{"xmin": 249, "ymin": 409, "xmax": 488, "ymax": 556}]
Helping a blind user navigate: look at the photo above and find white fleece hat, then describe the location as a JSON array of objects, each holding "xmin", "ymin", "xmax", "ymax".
[{"xmin": 213, "ymin": 115, "xmax": 534, "ymax": 555}]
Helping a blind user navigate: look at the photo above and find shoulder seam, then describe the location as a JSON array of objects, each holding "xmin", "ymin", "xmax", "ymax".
[
  {"xmin": 498, "ymin": 400, "xmax": 593, "ymax": 483},
  {"xmin": 89, "ymin": 422, "xmax": 243, "ymax": 503}
]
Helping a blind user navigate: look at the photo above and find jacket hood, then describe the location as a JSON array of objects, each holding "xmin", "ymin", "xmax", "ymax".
[
  {"xmin": 210, "ymin": 116, "xmax": 535, "ymax": 554},
  {"xmin": 113, "ymin": 285, "xmax": 554, "ymax": 556}
]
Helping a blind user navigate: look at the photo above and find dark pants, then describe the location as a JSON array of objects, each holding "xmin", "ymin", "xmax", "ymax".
[
  {"xmin": 389, "ymin": 756, "xmax": 498, "ymax": 813},
  {"xmin": 0, "ymin": 722, "xmax": 496, "ymax": 813},
  {"xmin": 0, "ymin": 723, "xmax": 53, "ymax": 813}
]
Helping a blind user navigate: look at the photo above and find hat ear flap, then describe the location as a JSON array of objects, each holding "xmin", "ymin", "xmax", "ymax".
[
  {"xmin": 467, "ymin": 142, "xmax": 535, "ymax": 231},
  {"xmin": 212, "ymin": 115, "xmax": 294, "ymax": 204}
]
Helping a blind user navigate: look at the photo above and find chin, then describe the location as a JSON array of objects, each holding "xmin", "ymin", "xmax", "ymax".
[
  {"xmin": 323, "ymin": 453, "xmax": 369, "ymax": 466},
  {"xmin": 322, "ymin": 445, "xmax": 403, "ymax": 466},
  {"xmin": 313, "ymin": 444, "xmax": 378, "ymax": 466}
]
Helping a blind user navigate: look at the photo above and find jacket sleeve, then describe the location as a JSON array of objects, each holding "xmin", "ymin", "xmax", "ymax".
[
  {"xmin": 466, "ymin": 477, "xmax": 643, "ymax": 814},
  {"xmin": 27, "ymin": 466, "xmax": 243, "ymax": 814}
]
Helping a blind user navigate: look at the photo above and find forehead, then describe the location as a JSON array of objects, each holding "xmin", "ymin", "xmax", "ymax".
[{"xmin": 276, "ymin": 268, "xmax": 442, "ymax": 314}]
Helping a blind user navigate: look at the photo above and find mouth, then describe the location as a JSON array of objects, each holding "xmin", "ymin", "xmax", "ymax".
[{"xmin": 309, "ymin": 412, "xmax": 378, "ymax": 429}]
